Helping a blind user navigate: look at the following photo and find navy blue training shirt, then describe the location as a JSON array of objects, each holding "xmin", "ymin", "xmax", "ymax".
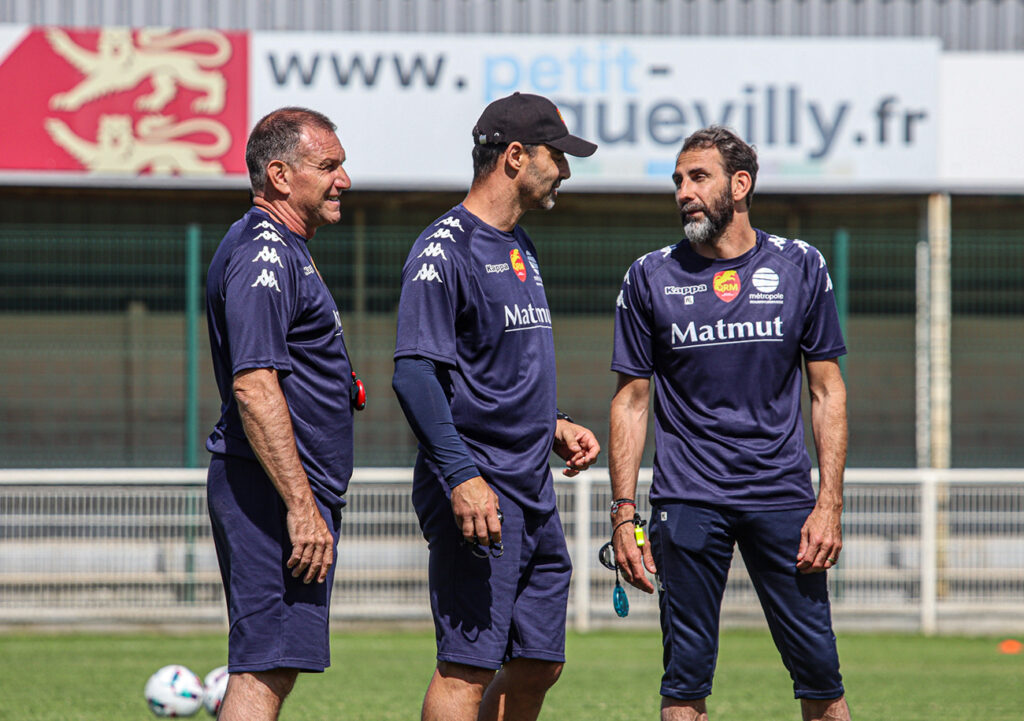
[
  {"xmin": 611, "ymin": 230, "xmax": 846, "ymax": 510},
  {"xmin": 394, "ymin": 204, "xmax": 558, "ymax": 514},
  {"xmin": 206, "ymin": 207, "xmax": 354, "ymax": 510}
]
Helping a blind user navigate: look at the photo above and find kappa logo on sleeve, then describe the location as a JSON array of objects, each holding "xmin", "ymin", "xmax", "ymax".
[
  {"xmin": 417, "ymin": 242, "xmax": 448, "ymax": 261},
  {"xmin": 426, "ymin": 227, "xmax": 456, "ymax": 242},
  {"xmin": 815, "ymin": 253, "xmax": 836, "ymax": 292},
  {"xmin": 412, "ymin": 263, "xmax": 443, "ymax": 283},
  {"xmin": 252, "ymin": 229, "xmax": 287, "ymax": 246},
  {"xmin": 252, "ymin": 245, "xmax": 284, "ymax": 267},
  {"xmin": 251, "ymin": 268, "xmax": 281, "ymax": 292},
  {"xmin": 434, "ymin": 216, "xmax": 465, "ymax": 233}
]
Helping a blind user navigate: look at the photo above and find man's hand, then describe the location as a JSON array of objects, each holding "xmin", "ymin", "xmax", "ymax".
[
  {"xmin": 285, "ymin": 501, "xmax": 335, "ymax": 584},
  {"xmin": 450, "ymin": 476, "xmax": 502, "ymax": 548},
  {"xmin": 233, "ymin": 367, "xmax": 335, "ymax": 584},
  {"xmin": 553, "ymin": 419, "xmax": 601, "ymax": 477},
  {"xmin": 796, "ymin": 503, "xmax": 843, "ymax": 574},
  {"xmin": 611, "ymin": 510, "xmax": 656, "ymax": 593}
]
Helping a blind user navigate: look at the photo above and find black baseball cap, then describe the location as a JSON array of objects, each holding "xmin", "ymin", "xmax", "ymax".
[{"xmin": 472, "ymin": 92, "xmax": 597, "ymax": 157}]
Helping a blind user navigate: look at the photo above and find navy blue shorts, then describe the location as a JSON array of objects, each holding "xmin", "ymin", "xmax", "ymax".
[
  {"xmin": 207, "ymin": 454, "xmax": 341, "ymax": 673},
  {"xmin": 413, "ymin": 474, "xmax": 572, "ymax": 671},
  {"xmin": 649, "ymin": 501, "xmax": 844, "ymax": 701}
]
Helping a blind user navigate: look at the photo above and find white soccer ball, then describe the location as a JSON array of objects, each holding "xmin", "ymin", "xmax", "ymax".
[
  {"xmin": 144, "ymin": 664, "xmax": 205, "ymax": 717},
  {"xmin": 202, "ymin": 665, "xmax": 230, "ymax": 716}
]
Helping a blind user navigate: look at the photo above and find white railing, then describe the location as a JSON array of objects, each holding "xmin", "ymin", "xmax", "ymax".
[{"xmin": 1, "ymin": 468, "xmax": 1022, "ymax": 634}]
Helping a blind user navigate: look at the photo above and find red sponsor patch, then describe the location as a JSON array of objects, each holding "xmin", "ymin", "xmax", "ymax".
[
  {"xmin": 510, "ymin": 248, "xmax": 527, "ymax": 282},
  {"xmin": 713, "ymin": 270, "xmax": 741, "ymax": 302},
  {"xmin": 0, "ymin": 26, "xmax": 248, "ymax": 176}
]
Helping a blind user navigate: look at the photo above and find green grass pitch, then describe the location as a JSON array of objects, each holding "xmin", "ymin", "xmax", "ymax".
[{"xmin": 1, "ymin": 628, "xmax": 1020, "ymax": 720}]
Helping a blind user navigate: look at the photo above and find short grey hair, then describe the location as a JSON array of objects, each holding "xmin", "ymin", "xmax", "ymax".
[{"xmin": 245, "ymin": 107, "xmax": 336, "ymax": 192}]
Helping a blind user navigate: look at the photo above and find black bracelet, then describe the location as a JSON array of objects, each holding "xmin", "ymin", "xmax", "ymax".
[
  {"xmin": 610, "ymin": 498, "xmax": 636, "ymax": 514},
  {"xmin": 556, "ymin": 409, "xmax": 574, "ymax": 423}
]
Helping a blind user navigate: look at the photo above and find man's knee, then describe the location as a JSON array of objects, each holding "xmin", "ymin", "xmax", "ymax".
[
  {"xmin": 220, "ymin": 668, "xmax": 301, "ymax": 720},
  {"xmin": 235, "ymin": 668, "xmax": 301, "ymax": 699},
  {"xmin": 504, "ymin": 659, "xmax": 563, "ymax": 694},
  {"xmin": 436, "ymin": 660, "xmax": 497, "ymax": 689}
]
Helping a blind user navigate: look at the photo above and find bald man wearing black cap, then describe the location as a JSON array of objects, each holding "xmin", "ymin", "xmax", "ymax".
[{"xmin": 392, "ymin": 92, "xmax": 601, "ymax": 721}]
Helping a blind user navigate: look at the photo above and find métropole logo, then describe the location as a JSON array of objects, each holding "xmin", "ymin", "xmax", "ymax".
[
  {"xmin": 751, "ymin": 267, "xmax": 779, "ymax": 292},
  {"xmin": 713, "ymin": 270, "xmax": 741, "ymax": 303},
  {"xmin": 509, "ymin": 248, "xmax": 528, "ymax": 283},
  {"xmin": 0, "ymin": 26, "xmax": 247, "ymax": 175},
  {"xmin": 750, "ymin": 266, "xmax": 784, "ymax": 304}
]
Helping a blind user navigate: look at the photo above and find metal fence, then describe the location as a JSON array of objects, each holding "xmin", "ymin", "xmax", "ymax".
[
  {"xmin": 3, "ymin": 219, "xmax": 1023, "ymax": 470},
  {"xmin": 2, "ymin": 467, "xmax": 1022, "ymax": 634}
]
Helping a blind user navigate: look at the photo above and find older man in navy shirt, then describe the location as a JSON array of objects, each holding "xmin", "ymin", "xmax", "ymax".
[{"xmin": 206, "ymin": 107, "xmax": 357, "ymax": 721}]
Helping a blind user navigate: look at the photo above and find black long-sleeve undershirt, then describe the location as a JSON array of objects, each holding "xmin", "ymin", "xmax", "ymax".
[{"xmin": 392, "ymin": 356, "xmax": 480, "ymax": 489}]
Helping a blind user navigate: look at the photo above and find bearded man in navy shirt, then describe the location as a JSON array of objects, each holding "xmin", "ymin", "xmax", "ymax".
[
  {"xmin": 205, "ymin": 107, "xmax": 356, "ymax": 721},
  {"xmin": 609, "ymin": 126, "xmax": 852, "ymax": 721},
  {"xmin": 392, "ymin": 93, "xmax": 601, "ymax": 721}
]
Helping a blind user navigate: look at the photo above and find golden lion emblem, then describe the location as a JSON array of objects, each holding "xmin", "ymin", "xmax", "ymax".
[
  {"xmin": 45, "ymin": 115, "xmax": 232, "ymax": 175},
  {"xmin": 46, "ymin": 27, "xmax": 231, "ymax": 113}
]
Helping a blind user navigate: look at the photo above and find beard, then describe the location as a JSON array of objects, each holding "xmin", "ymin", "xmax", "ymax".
[
  {"xmin": 681, "ymin": 184, "xmax": 734, "ymax": 245},
  {"xmin": 524, "ymin": 159, "xmax": 559, "ymax": 210},
  {"xmin": 537, "ymin": 187, "xmax": 557, "ymax": 210}
]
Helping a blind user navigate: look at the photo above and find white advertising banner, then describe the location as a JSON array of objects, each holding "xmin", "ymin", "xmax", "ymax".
[
  {"xmin": 939, "ymin": 54, "xmax": 1024, "ymax": 191},
  {"xmin": 23, "ymin": 26, "xmax": 1024, "ymax": 193},
  {"xmin": 251, "ymin": 34, "xmax": 941, "ymax": 192}
]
